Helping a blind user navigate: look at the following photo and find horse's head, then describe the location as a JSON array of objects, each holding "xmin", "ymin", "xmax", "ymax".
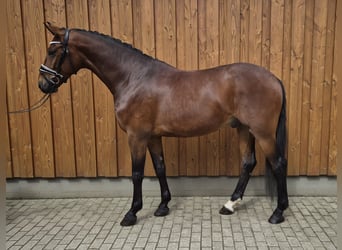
[{"xmin": 38, "ymin": 22, "xmax": 76, "ymax": 93}]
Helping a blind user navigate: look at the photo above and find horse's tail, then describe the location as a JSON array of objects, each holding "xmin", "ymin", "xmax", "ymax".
[
  {"xmin": 275, "ymin": 79, "xmax": 287, "ymax": 159},
  {"xmin": 265, "ymin": 78, "xmax": 287, "ymax": 198}
]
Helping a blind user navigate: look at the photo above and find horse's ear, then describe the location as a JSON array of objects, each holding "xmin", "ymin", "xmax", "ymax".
[{"xmin": 44, "ymin": 22, "xmax": 62, "ymax": 36}]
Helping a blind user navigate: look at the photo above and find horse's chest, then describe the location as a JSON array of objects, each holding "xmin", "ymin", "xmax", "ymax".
[{"xmin": 114, "ymin": 96, "xmax": 154, "ymax": 132}]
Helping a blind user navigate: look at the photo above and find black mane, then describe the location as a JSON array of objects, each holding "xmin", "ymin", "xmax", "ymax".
[{"xmin": 73, "ymin": 28, "xmax": 155, "ymax": 61}]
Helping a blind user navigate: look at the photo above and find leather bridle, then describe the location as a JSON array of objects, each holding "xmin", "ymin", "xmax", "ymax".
[{"xmin": 39, "ymin": 28, "xmax": 71, "ymax": 87}]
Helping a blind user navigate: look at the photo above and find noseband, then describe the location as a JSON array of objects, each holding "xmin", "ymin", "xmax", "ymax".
[{"xmin": 39, "ymin": 28, "xmax": 70, "ymax": 87}]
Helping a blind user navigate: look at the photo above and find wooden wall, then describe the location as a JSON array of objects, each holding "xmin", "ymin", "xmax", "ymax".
[{"xmin": 6, "ymin": 0, "xmax": 337, "ymax": 178}]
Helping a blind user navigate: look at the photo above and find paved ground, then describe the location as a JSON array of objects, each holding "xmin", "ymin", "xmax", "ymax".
[{"xmin": 6, "ymin": 196, "xmax": 337, "ymax": 249}]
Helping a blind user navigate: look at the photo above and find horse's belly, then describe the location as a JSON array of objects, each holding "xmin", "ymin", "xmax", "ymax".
[{"xmin": 155, "ymin": 111, "xmax": 230, "ymax": 137}]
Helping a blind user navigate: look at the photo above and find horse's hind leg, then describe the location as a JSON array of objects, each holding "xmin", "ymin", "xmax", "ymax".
[
  {"xmin": 256, "ymin": 136, "xmax": 289, "ymax": 224},
  {"xmin": 148, "ymin": 136, "xmax": 171, "ymax": 216},
  {"xmin": 220, "ymin": 125, "xmax": 257, "ymax": 215}
]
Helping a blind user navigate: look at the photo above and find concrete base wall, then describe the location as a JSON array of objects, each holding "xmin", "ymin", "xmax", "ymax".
[{"xmin": 6, "ymin": 176, "xmax": 336, "ymax": 199}]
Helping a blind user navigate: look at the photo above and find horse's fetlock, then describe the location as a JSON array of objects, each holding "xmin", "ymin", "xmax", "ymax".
[
  {"xmin": 162, "ymin": 190, "xmax": 171, "ymax": 202},
  {"xmin": 279, "ymin": 198, "xmax": 289, "ymax": 210},
  {"xmin": 231, "ymin": 193, "xmax": 242, "ymax": 201},
  {"xmin": 133, "ymin": 200, "xmax": 143, "ymax": 211}
]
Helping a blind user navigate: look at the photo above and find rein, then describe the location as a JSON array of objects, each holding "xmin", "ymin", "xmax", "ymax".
[{"xmin": 8, "ymin": 93, "xmax": 51, "ymax": 114}]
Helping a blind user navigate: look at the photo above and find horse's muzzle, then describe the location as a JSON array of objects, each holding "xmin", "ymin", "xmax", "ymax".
[{"xmin": 38, "ymin": 80, "xmax": 58, "ymax": 94}]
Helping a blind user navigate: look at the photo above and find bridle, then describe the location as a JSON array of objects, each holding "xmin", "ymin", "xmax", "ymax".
[
  {"xmin": 9, "ymin": 29, "xmax": 72, "ymax": 114},
  {"xmin": 39, "ymin": 28, "xmax": 71, "ymax": 87}
]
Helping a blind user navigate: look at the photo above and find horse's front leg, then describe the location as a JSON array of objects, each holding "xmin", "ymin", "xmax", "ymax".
[
  {"xmin": 120, "ymin": 135, "xmax": 147, "ymax": 226},
  {"xmin": 148, "ymin": 136, "xmax": 171, "ymax": 216}
]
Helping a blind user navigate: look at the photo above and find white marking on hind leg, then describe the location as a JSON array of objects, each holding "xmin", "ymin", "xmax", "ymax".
[{"xmin": 224, "ymin": 198, "xmax": 241, "ymax": 213}]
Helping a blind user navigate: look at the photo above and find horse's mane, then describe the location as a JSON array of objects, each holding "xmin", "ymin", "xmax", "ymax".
[{"xmin": 73, "ymin": 28, "xmax": 156, "ymax": 61}]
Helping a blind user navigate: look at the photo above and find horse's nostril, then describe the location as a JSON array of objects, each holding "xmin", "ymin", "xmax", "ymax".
[{"xmin": 51, "ymin": 76, "xmax": 59, "ymax": 83}]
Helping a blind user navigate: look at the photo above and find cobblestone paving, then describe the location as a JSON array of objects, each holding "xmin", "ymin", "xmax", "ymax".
[{"xmin": 6, "ymin": 196, "xmax": 337, "ymax": 249}]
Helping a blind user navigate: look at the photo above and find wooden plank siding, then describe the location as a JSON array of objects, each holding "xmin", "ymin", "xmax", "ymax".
[
  {"xmin": 6, "ymin": 0, "xmax": 338, "ymax": 178},
  {"xmin": 7, "ymin": 0, "xmax": 34, "ymax": 178},
  {"xmin": 44, "ymin": 0, "xmax": 76, "ymax": 177}
]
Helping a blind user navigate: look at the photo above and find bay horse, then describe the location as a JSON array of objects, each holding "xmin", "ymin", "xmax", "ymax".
[{"xmin": 38, "ymin": 22, "xmax": 288, "ymax": 226}]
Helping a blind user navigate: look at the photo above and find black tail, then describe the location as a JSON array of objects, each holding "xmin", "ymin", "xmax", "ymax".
[
  {"xmin": 275, "ymin": 79, "xmax": 287, "ymax": 159},
  {"xmin": 266, "ymin": 79, "xmax": 287, "ymax": 198}
]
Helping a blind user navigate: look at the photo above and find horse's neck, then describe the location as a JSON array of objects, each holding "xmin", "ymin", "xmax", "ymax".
[{"xmin": 75, "ymin": 31, "xmax": 155, "ymax": 95}]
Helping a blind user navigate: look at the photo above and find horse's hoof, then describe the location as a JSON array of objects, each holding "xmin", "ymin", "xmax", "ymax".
[
  {"xmin": 268, "ymin": 208, "xmax": 285, "ymax": 224},
  {"xmin": 120, "ymin": 213, "xmax": 137, "ymax": 226},
  {"xmin": 154, "ymin": 206, "xmax": 169, "ymax": 217},
  {"xmin": 219, "ymin": 206, "xmax": 234, "ymax": 215}
]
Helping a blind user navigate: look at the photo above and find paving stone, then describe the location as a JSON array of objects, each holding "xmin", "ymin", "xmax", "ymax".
[{"xmin": 6, "ymin": 196, "xmax": 336, "ymax": 249}]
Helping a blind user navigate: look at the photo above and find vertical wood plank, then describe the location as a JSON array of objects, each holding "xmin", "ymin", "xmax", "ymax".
[
  {"xmin": 132, "ymin": 0, "xmax": 155, "ymax": 176},
  {"xmin": 155, "ymin": 0, "xmax": 179, "ymax": 176},
  {"xmin": 307, "ymin": 0, "xmax": 328, "ymax": 175},
  {"xmin": 330, "ymin": 0, "xmax": 341, "ymax": 176},
  {"xmin": 282, "ymin": 0, "xmax": 292, "ymax": 101},
  {"xmin": 176, "ymin": 0, "xmax": 200, "ymax": 176},
  {"xmin": 65, "ymin": 0, "xmax": 97, "ymax": 177},
  {"xmin": 249, "ymin": 0, "xmax": 265, "ymax": 176},
  {"xmin": 44, "ymin": 0, "xmax": 76, "ymax": 177},
  {"xmin": 262, "ymin": 0, "xmax": 271, "ymax": 69},
  {"xmin": 218, "ymin": 0, "xmax": 241, "ymax": 176},
  {"xmin": 320, "ymin": 0, "xmax": 336, "ymax": 174},
  {"xmin": 6, "ymin": 0, "xmax": 34, "ymax": 178},
  {"xmin": 300, "ymin": 0, "xmax": 314, "ymax": 174},
  {"xmin": 240, "ymin": 0, "xmax": 249, "ymax": 62},
  {"xmin": 132, "ymin": 0, "xmax": 155, "ymax": 57},
  {"xmin": 329, "ymin": 0, "xmax": 338, "ymax": 176},
  {"xmin": 21, "ymin": 0, "xmax": 55, "ymax": 177},
  {"xmin": 111, "ymin": 0, "xmax": 133, "ymax": 177},
  {"xmin": 88, "ymin": 0, "xmax": 117, "ymax": 177},
  {"xmin": 5, "ymin": 95, "xmax": 12, "ymax": 177},
  {"xmin": 248, "ymin": 0, "xmax": 262, "ymax": 71},
  {"xmin": 198, "ymin": 0, "xmax": 220, "ymax": 176},
  {"xmin": 288, "ymin": 0, "xmax": 305, "ymax": 175},
  {"xmin": 270, "ymin": 0, "xmax": 284, "ymax": 79}
]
